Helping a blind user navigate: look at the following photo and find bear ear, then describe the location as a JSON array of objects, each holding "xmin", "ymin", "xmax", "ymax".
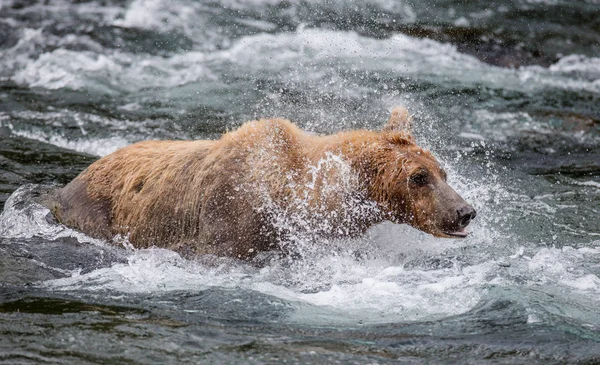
[{"xmin": 383, "ymin": 106, "xmax": 412, "ymax": 133}]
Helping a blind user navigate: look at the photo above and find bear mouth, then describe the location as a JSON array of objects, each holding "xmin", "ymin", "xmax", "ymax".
[{"xmin": 441, "ymin": 228, "xmax": 469, "ymax": 238}]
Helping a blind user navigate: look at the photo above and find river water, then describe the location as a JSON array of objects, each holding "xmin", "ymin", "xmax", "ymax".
[{"xmin": 1, "ymin": 0, "xmax": 599, "ymax": 363}]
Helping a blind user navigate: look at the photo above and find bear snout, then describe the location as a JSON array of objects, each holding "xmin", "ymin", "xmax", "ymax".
[
  {"xmin": 457, "ymin": 205, "xmax": 476, "ymax": 228},
  {"xmin": 434, "ymin": 202, "xmax": 477, "ymax": 238}
]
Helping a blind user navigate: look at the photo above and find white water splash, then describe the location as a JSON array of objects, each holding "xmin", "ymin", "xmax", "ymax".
[
  {"xmin": 0, "ymin": 185, "xmax": 104, "ymax": 245},
  {"xmin": 39, "ymin": 235, "xmax": 600, "ymax": 325},
  {"xmin": 7, "ymin": 25, "xmax": 599, "ymax": 97},
  {"xmin": 251, "ymin": 151, "xmax": 380, "ymax": 257},
  {"xmin": 12, "ymin": 48, "xmax": 214, "ymax": 94},
  {"xmin": 114, "ymin": 0, "xmax": 416, "ymax": 38},
  {"xmin": 0, "ymin": 110, "xmax": 133, "ymax": 156}
]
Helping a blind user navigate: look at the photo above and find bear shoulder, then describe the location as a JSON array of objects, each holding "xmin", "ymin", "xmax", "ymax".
[{"xmin": 220, "ymin": 118, "xmax": 304, "ymax": 147}]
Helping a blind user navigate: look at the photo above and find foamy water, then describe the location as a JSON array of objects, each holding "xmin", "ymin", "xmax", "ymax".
[
  {"xmin": 10, "ymin": 28, "xmax": 600, "ymax": 98},
  {"xmin": 3, "ymin": 25, "xmax": 599, "ymax": 159}
]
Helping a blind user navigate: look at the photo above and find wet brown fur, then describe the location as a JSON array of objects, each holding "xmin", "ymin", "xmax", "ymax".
[{"xmin": 51, "ymin": 108, "xmax": 471, "ymax": 259}]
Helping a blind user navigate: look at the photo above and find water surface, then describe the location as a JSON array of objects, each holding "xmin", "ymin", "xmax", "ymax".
[{"xmin": 1, "ymin": 0, "xmax": 599, "ymax": 363}]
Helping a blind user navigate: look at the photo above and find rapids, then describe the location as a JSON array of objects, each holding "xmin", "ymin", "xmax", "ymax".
[{"xmin": 1, "ymin": 0, "xmax": 599, "ymax": 363}]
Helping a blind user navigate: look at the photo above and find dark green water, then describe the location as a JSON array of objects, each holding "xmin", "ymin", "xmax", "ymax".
[{"xmin": 1, "ymin": 0, "xmax": 599, "ymax": 363}]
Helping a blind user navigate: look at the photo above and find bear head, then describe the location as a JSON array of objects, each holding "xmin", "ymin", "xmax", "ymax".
[{"xmin": 361, "ymin": 107, "xmax": 476, "ymax": 238}]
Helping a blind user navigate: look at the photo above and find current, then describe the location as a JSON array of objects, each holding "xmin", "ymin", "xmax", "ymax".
[{"xmin": 0, "ymin": 0, "xmax": 599, "ymax": 364}]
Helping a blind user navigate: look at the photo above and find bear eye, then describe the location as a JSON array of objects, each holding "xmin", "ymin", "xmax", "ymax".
[{"xmin": 409, "ymin": 171, "xmax": 429, "ymax": 186}]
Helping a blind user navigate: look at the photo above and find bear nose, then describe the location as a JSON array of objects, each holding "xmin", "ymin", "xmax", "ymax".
[{"xmin": 457, "ymin": 205, "xmax": 476, "ymax": 228}]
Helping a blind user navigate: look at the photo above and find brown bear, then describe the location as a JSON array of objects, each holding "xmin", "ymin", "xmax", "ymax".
[{"xmin": 47, "ymin": 107, "xmax": 476, "ymax": 260}]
